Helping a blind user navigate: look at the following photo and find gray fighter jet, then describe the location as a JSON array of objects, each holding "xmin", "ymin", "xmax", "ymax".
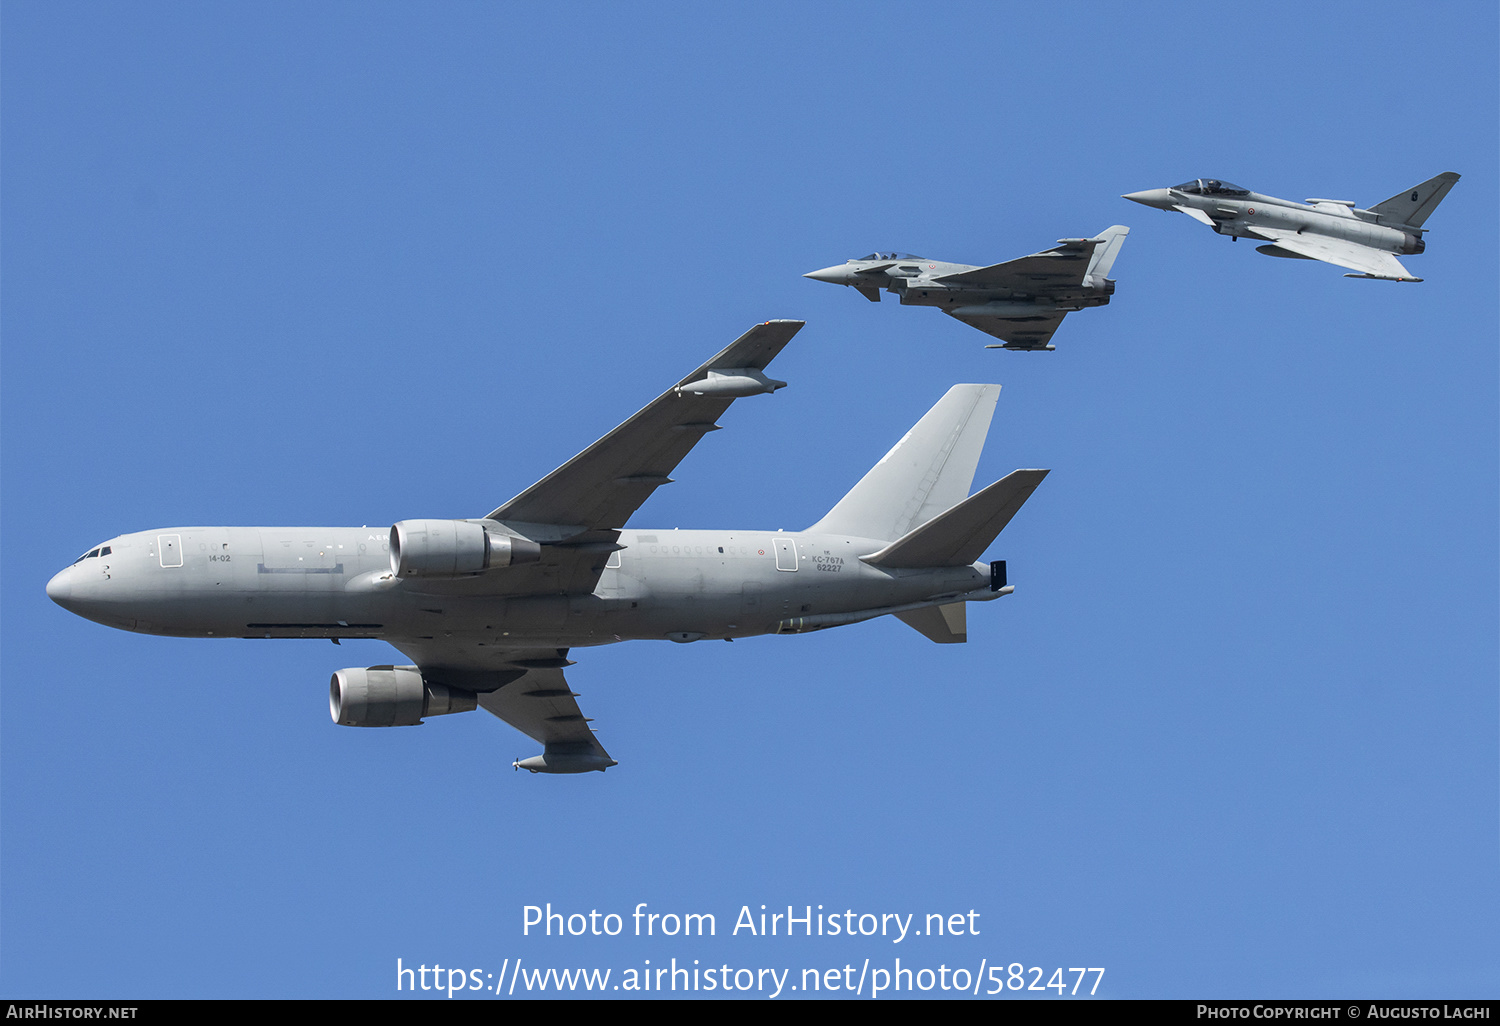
[
  {"xmin": 47, "ymin": 321, "xmax": 1048, "ymax": 774},
  {"xmin": 1123, "ymin": 173, "xmax": 1460, "ymax": 282},
  {"xmin": 803, "ymin": 226, "xmax": 1130, "ymax": 351}
]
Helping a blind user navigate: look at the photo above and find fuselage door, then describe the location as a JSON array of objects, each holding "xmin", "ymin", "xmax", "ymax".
[
  {"xmin": 158, "ymin": 534, "xmax": 183, "ymax": 568},
  {"xmin": 774, "ymin": 537, "xmax": 798, "ymax": 571}
]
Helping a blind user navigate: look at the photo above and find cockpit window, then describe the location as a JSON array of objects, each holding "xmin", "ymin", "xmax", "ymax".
[
  {"xmin": 73, "ymin": 547, "xmax": 101, "ymax": 564},
  {"xmin": 855, "ymin": 252, "xmax": 923, "ymax": 261},
  {"xmin": 1173, "ymin": 179, "xmax": 1249, "ymax": 196}
]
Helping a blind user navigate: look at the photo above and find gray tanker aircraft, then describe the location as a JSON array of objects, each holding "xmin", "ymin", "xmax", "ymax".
[
  {"xmin": 1123, "ymin": 172, "xmax": 1460, "ymax": 282},
  {"xmin": 803, "ymin": 226, "xmax": 1129, "ymax": 350},
  {"xmin": 48, "ymin": 321, "xmax": 1047, "ymax": 774}
]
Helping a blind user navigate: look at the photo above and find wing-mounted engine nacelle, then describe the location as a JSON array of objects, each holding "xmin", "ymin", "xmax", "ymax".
[
  {"xmin": 389, "ymin": 519, "xmax": 541, "ymax": 578},
  {"xmin": 329, "ymin": 665, "xmax": 477, "ymax": 727}
]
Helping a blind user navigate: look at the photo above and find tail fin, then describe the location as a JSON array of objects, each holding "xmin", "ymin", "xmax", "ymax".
[
  {"xmin": 861, "ymin": 469, "xmax": 1049, "ymax": 568},
  {"xmin": 1369, "ymin": 172, "xmax": 1460, "ymax": 229},
  {"xmin": 1084, "ymin": 225, "xmax": 1130, "ymax": 286},
  {"xmin": 809, "ymin": 384, "xmax": 1000, "ymax": 542}
]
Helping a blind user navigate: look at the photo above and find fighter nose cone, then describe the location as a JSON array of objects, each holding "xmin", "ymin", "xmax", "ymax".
[
  {"xmin": 46, "ymin": 567, "xmax": 73, "ymax": 608},
  {"xmin": 803, "ymin": 265, "xmax": 850, "ymax": 284},
  {"xmin": 1122, "ymin": 189, "xmax": 1171, "ymax": 209}
]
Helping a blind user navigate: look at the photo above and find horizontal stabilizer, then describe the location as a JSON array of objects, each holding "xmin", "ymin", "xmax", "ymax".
[
  {"xmin": 895, "ymin": 602, "xmax": 966, "ymax": 644},
  {"xmin": 862, "ymin": 469, "xmax": 1049, "ymax": 569}
]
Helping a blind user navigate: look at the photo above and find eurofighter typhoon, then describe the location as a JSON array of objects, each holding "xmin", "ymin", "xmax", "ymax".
[
  {"xmin": 803, "ymin": 226, "xmax": 1129, "ymax": 350},
  {"xmin": 1124, "ymin": 173, "xmax": 1460, "ymax": 282},
  {"xmin": 47, "ymin": 322, "xmax": 1048, "ymax": 774}
]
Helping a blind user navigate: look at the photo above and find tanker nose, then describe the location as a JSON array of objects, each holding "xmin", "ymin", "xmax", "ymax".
[{"xmin": 46, "ymin": 567, "xmax": 73, "ymax": 608}]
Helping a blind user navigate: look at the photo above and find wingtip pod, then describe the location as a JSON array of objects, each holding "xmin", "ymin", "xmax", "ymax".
[{"xmin": 1343, "ymin": 273, "xmax": 1424, "ymax": 282}]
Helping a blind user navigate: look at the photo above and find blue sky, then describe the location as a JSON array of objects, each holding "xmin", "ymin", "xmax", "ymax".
[{"xmin": 3, "ymin": 1, "xmax": 1496, "ymax": 999}]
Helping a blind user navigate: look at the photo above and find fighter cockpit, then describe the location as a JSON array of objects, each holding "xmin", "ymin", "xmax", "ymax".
[
  {"xmin": 1171, "ymin": 179, "xmax": 1249, "ymax": 197},
  {"xmin": 855, "ymin": 252, "xmax": 923, "ymax": 261}
]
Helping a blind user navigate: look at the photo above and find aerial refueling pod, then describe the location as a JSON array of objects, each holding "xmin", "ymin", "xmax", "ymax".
[
  {"xmin": 674, "ymin": 368, "xmax": 786, "ymax": 397},
  {"xmin": 329, "ymin": 665, "xmax": 477, "ymax": 727},
  {"xmin": 514, "ymin": 748, "xmax": 616, "ymax": 774},
  {"xmin": 389, "ymin": 520, "xmax": 541, "ymax": 578}
]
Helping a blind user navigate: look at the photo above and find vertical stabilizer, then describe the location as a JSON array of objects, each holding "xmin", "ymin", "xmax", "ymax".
[
  {"xmin": 1369, "ymin": 172, "xmax": 1460, "ymax": 229},
  {"xmin": 809, "ymin": 384, "xmax": 1000, "ymax": 541},
  {"xmin": 1084, "ymin": 225, "xmax": 1130, "ymax": 287}
]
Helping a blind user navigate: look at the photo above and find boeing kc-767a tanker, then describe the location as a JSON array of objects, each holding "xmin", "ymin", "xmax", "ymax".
[{"xmin": 48, "ymin": 322, "xmax": 1047, "ymax": 773}]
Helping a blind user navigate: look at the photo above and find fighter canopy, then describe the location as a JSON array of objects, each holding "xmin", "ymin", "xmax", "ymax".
[{"xmin": 1171, "ymin": 179, "xmax": 1249, "ymax": 196}]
